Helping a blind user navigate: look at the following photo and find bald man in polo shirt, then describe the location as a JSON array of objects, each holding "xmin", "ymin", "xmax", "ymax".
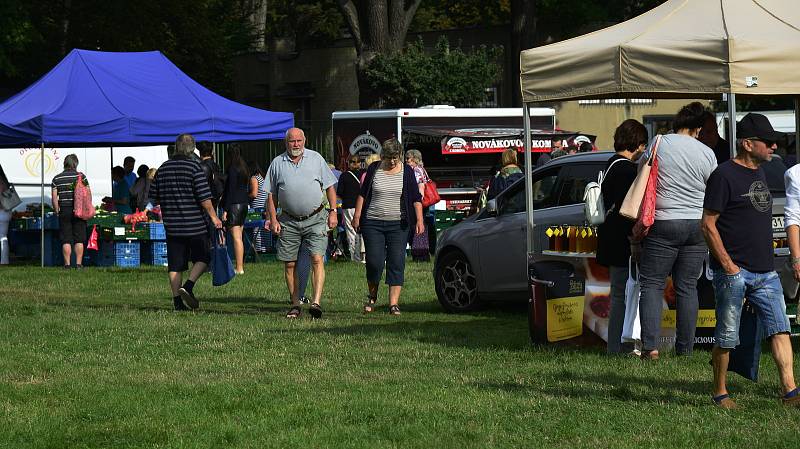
[{"xmin": 266, "ymin": 127, "xmax": 338, "ymax": 319}]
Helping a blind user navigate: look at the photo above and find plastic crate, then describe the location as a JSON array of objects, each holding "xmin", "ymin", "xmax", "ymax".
[
  {"xmin": 142, "ymin": 241, "xmax": 168, "ymax": 266},
  {"xmin": 114, "ymin": 242, "xmax": 140, "ymax": 267},
  {"xmin": 149, "ymin": 222, "xmax": 166, "ymax": 240},
  {"xmin": 101, "ymin": 224, "xmax": 149, "ymax": 241}
]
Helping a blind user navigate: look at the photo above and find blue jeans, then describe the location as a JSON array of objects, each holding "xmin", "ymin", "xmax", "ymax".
[
  {"xmin": 638, "ymin": 219, "xmax": 707, "ymax": 354},
  {"xmin": 361, "ymin": 219, "xmax": 408, "ymax": 286},
  {"xmin": 608, "ymin": 265, "xmax": 631, "ymax": 354},
  {"xmin": 712, "ymin": 268, "xmax": 790, "ymax": 349}
]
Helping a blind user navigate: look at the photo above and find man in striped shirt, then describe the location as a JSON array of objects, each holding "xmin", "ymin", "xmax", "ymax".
[
  {"xmin": 51, "ymin": 154, "xmax": 90, "ymax": 268},
  {"xmin": 150, "ymin": 133, "xmax": 223, "ymax": 311}
]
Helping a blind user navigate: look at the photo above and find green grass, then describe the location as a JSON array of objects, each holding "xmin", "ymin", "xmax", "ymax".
[{"xmin": 1, "ymin": 260, "xmax": 799, "ymax": 448}]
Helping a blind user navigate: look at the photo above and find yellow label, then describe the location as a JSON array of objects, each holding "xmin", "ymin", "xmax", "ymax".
[
  {"xmin": 546, "ymin": 296, "xmax": 584, "ymax": 342},
  {"xmin": 659, "ymin": 309, "xmax": 715, "ymax": 329},
  {"xmin": 661, "ymin": 309, "xmax": 677, "ymax": 328},
  {"xmin": 546, "ymin": 227, "xmax": 554, "ymax": 238},
  {"xmin": 580, "ymin": 228, "xmax": 588, "ymax": 238},
  {"xmin": 587, "ymin": 228, "xmax": 593, "ymax": 237},
  {"xmin": 566, "ymin": 227, "xmax": 572, "ymax": 237},
  {"xmin": 696, "ymin": 309, "xmax": 716, "ymax": 328}
]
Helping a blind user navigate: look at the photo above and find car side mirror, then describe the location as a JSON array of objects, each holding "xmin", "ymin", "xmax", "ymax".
[{"xmin": 486, "ymin": 199, "xmax": 498, "ymax": 216}]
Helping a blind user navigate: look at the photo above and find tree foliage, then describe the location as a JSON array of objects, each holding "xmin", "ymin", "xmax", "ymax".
[
  {"xmin": 264, "ymin": 0, "xmax": 343, "ymax": 48},
  {"xmin": 364, "ymin": 36, "xmax": 501, "ymax": 108},
  {"xmin": 0, "ymin": 0, "xmax": 259, "ymax": 97}
]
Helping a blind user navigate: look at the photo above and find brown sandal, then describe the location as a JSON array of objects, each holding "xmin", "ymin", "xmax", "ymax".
[
  {"xmin": 363, "ymin": 294, "xmax": 377, "ymax": 313},
  {"xmin": 285, "ymin": 306, "xmax": 301, "ymax": 319}
]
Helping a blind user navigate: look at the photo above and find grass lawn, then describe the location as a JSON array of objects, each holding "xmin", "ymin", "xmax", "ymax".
[{"xmin": 1, "ymin": 260, "xmax": 799, "ymax": 448}]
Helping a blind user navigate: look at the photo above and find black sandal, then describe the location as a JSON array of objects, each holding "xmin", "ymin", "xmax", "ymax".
[
  {"xmin": 286, "ymin": 306, "xmax": 302, "ymax": 319},
  {"xmin": 309, "ymin": 302, "xmax": 323, "ymax": 319},
  {"xmin": 364, "ymin": 294, "xmax": 377, "ymax": 313},
  {"xmin": 389, "ymin": 305, "xmax": 401, "ymax": 316}
]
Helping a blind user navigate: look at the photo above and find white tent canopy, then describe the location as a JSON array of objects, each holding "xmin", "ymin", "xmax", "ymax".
[{"xmin": 520, "ymin": 0, "xmax": 800, "ymax": 102}]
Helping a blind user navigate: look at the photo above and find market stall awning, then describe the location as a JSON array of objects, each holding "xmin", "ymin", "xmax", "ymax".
[
  {"xmin": 0, "ymin": 49, "xmax": 294, "ymax": 146},
  {"xmin": 520, "ymin": 0, "xmax": 800, "ymax": 102},
  {"xmin": 403, "ymin": 126, "xmax": 595, "ymax": 154}
]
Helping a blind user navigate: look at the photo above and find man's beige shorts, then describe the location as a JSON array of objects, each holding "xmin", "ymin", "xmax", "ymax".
[{"xmin": 275, "ymin": 212, "xmax": 328, "ymax": 261}]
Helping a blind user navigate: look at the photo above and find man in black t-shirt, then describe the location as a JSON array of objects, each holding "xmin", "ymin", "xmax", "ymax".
[
  {"xmin": 337, "ymin": 155, "xmax": 363, "ymax": 262},
  {"xmin": 702, "ymin": 113, "xmax": 799, "ymax": 409}
]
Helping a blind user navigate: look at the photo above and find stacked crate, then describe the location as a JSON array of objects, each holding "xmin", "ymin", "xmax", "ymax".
[{"xmin": 141, "ymin": 223, "xmax": 167, "ymax": 266}]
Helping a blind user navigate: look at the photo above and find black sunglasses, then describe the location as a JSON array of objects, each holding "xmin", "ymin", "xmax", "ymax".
[{"xmin": 748, "ymin": 137, "xmax": 776, "ymax": 147}]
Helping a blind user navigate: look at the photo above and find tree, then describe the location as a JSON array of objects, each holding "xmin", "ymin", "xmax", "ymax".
[
  {"xmin": 337, "ymin": 0, "xmax": 423, "ymax": 109},
  {"xmin": 364, "ymin": 36, "xmax": 501, "ymax": 108},
  {"xmin": 0, "ymin": 0, "xmax": 259, "ymax": 98}
]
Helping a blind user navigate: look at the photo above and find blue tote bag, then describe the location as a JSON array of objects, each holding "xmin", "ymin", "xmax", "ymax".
[
  {"xmin": 211, "ymin": 230, "xmax": 235, "ymax": 286},
  {"xmin": 728, "ymin": 300, "xmax": 763, "ymax": 381}
]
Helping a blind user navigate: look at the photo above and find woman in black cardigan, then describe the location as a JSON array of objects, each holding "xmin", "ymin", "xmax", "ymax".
[
  {"xmin": 353, "ymin": 139, "xmax": 424, "ymax": 315},
  {"xmin": 596, "ymin": 119, "xmax": 648, "ymax": 354}
]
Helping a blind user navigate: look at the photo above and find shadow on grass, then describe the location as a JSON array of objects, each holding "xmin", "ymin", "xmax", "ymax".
[
  {"xmin": 303, "ymin": 318, "xmax": 531, "ymax": 351},
  {"xmin": 473, "ymin": 369, "xmax": 711, "ymax": 405}
]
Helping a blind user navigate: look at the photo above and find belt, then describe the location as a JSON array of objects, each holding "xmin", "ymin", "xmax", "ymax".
[{"xmin": 284, "ymin": 204, "xmax": 325, "ymax": 221}]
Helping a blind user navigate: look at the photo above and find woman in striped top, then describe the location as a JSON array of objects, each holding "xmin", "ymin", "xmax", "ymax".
[
  {"xmin": 353, "ymin": 139, "xmax": 424, "ymax": 315},
  {"xmin": 249, "ymin": 161, "xmax": 268, "ymax": 252}
]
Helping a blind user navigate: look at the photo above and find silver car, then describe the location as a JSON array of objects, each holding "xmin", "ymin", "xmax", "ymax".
[{"xmin": 433, "ymin": 151, "xmax": 790, "ymax": 313}]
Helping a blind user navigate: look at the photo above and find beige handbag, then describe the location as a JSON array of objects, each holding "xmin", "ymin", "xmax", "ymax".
[{"xmin": 619, "ymin": 135, "xmax": 661, "ymax": 220}]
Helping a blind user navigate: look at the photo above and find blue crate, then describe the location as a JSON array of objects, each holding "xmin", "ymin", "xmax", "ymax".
[
  {"xmin": 86, "ymin": 240, "xmax": 117, "ymax": 267},
  {"xmin": 149, "ymin": 222, "xmax": 166, "ymax": 240},
  {"xmin": 142, "ymin": 241, "xmax": 168, "ymax": 266},
  {"xmin": 114, "ymin": 242, "xmax": 140, "ymax": 267}
]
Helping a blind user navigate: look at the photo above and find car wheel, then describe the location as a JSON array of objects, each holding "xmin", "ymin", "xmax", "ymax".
[{"xmin": 435, "ymin": 250, "xmax": 480, "ymax": 312}]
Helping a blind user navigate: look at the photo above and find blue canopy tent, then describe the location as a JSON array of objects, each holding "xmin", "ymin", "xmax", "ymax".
[{"xmin": 0, "ymin": 49, "xmax": 294, "ymax": 265}]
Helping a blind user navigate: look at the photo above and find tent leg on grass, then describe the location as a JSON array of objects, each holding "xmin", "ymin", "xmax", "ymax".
[
  {"xmin": 523, "ymin": 103, "xmax": 534, "ymax": 254},
  {"xmin": 40, "ymin": 142, "xmax": 45, "ymax": 268}
]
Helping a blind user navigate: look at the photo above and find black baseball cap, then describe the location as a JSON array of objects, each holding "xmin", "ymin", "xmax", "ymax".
[{"xmin": 736, "ymin": 112, "xmax": 784, "ymax": 143}]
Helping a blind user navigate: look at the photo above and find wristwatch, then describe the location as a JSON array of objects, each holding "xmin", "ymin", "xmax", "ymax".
[{"xmin": 327, "ymin": 208, "xmax": 337, "ymax": 213}]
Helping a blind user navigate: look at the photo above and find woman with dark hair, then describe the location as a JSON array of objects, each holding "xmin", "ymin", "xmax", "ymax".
[
  {"xmin": 106, "ymin": 166, "xmax": 132, "ymax": 214},
  {"xmin": 636, "ymin": 101, "xmax": 718, "ymax": 360},
  {"xmin": 596, "ymin": 119, "xmax": 648, "ymax": 354},
  {"xmin": 353, "ymin": 139, "xmax": 424, "ymax": 315},
  {"xmin": 221, "ymin": 146, "xmax": 250, "ymax": 274}
]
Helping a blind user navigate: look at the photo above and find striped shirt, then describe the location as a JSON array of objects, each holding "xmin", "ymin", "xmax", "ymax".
[
  {"xmin": 366, "ymin": 169, "xmax": 405, "ymax": 221},
  {"xmin": 150, "ymin": 156, "xmax": 212, "ymax": 237},
  {"xmin": 250, "ymin": 174, "xmax": 268, "ymax": 209},
  {"xmin": 52, "ymin": 170, "xmax": 87, "ymax": 211}
]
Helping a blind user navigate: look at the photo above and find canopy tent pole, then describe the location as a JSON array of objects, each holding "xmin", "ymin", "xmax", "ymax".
[
  {"xmin": 110, "ymin": 146, "xmax": 114, "ymax": 171},
  {"xmin": 40, "ymin": 142, "xmax": 45, "ymax": 268},
  {"xmin": 728, "ymin": 93, "xmax": 737, "ymax": 158},
  {"xmin": 523, "ymin": 104, "xmax": 534, "ymax": 253}
]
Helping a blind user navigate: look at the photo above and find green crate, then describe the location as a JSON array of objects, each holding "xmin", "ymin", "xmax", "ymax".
[{"xmin": 101, "ymin": 224, "xmax": 150, "ymax": 241}]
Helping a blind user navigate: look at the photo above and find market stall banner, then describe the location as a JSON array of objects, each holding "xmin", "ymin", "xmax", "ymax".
[{"xmin": 442, "ymin": 136, "xmax": 552, "ymax": 154}]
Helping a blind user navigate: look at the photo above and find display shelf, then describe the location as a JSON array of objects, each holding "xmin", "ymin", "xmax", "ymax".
[{"xmin": 541, "ymin": 250, "xmax": 596, "ymax": 258}]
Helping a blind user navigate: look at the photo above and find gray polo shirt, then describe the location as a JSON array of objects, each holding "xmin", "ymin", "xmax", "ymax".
[{"xmin": 266, "ymin": 149, "xmax": 337, "ymax": 216}]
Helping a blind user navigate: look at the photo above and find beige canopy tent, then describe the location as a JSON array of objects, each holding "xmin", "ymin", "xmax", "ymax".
[
  {"xmin": 520, "ymin": 0, "xmax": 800, "ymax": 101},
  {"xmin": 517, "ymin": 0, "xmax": 800, "ymax": 252}
]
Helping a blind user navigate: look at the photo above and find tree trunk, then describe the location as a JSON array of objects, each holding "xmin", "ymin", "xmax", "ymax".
[
  {"xmin": 338, "ymin": 0, "xmax": 422, "ymax": 109},
  {"xmin": 510, "ymin": 0, "xmax": 537, "ymax": 107}
]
